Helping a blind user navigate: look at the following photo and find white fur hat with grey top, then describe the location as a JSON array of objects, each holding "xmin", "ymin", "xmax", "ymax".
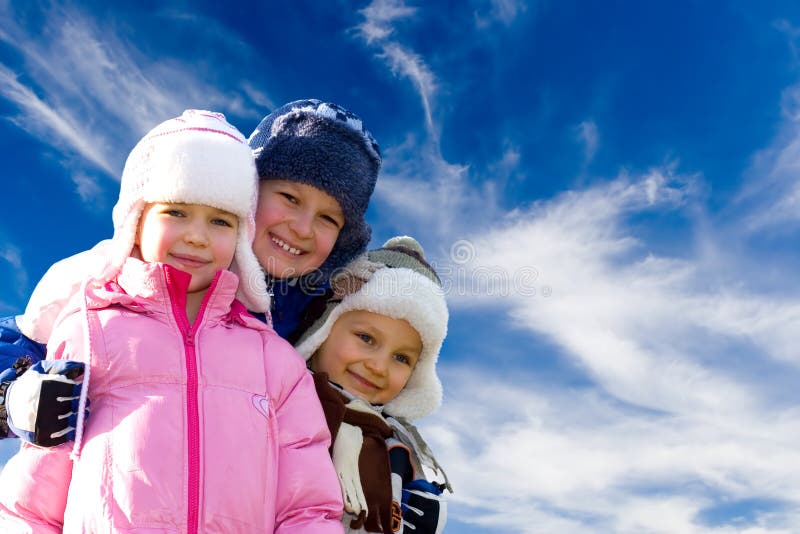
[{"xmin": 295, "ymin": 236, "xmax": 448, "ymax": 420}]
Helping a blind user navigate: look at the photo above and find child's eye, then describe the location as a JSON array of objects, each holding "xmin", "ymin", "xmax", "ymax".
[
  {"xmin": 165, "ymin": 209, "xmax": 185, "ymax": 217},
  {"xmin": 280, "ymin": 192, "xmax": 298, "ymax": 204},
  {"xmin": 393, "ymin": 353, "xmax": 411, "ymax": 366},
  {"xmin": 320, "ymin": 214, "xmax": 342, "ymax": 228},
  {"xmin": 211, "ymin": 218, "xmax": 234, "ymax": 228},
  {"xmin": 356, "ymin": 333, "xmax": 374, "ymax": 345}
]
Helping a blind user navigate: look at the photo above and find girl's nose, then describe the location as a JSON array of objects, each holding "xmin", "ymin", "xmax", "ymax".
[{"xmin": 184, "ymin": 221, "xmax": 209, "ymax": 246}]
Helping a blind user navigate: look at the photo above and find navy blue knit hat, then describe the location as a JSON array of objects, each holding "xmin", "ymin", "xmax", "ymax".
[{"xmin": 248, "ymin": 99, "xmax": 381, "ymax": 278}]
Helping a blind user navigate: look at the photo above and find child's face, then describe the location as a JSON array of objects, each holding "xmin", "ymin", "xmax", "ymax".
[
  {"xmin": 252, "ymin": 180, "xmax": 343, "ymax": 278},
  {"xmin": 136, "ymin": 202, "xmax": 238, "ymax": 294},
  {"xmin": 310, "ymin": 310, "xmax": 422, "ymax": 405}
]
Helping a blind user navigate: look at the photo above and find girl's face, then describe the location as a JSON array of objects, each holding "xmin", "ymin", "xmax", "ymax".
[
  {"xmin": 136, "ymin": 202, "xmax": 238, "ymax": 295},
  {"xmin": 309, "ymin": 310, "xmax": 422, "ymax": 405},
  {"xmin": 252, "ymin": 179, "xmax": 343, "ymax": 278}
]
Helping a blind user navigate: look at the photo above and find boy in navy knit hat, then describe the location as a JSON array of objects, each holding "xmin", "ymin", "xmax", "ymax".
[
  {"xmin": 0, "ymin": 99, "xmax": 382, "ymax": 446},
  {"xmin": 248, "ymin": 99, "xmax": 381, "ymax": 338}
]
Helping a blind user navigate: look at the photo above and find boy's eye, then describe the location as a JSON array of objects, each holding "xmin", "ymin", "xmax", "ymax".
[
  {"xmin": 320, "ymin": 214, "xmax": 342, "ymax": 229},
  {"xmin": 279, "ymin": 192, "xmax": 298, "ymax": 204},
  {"xmin": 393, "ymin": 353, "xmax": 411, "ymax": 366}
]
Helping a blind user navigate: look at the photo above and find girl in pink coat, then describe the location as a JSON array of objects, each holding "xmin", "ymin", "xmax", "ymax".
[{"xmin": 0, "ymin": 110, "xmax": 344, "ymax": 533}]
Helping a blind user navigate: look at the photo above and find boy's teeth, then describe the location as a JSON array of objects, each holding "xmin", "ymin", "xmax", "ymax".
[{"xmin": 272, "ymin": 237, "xmax": 301, "ymax": 255}]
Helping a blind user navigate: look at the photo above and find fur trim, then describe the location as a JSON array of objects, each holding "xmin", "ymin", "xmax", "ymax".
[
  {"xmin": 103, "ymin": 110, "xmax": 269, "ymax": 312},
  {"xmin": 295, "ymin": 248, "xmax": 448, "ymax": 420}
]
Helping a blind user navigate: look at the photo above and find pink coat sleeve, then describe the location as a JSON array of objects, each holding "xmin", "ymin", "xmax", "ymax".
[
  {"xmin": 0, "ymin": 300, "xmax": 82, "ymax": 531},
  {"xmin": 267, "ymin": 336, "xmax": 344, "ymax": 534},
  {"xmin": 0, "ymin": 442, "xmax": 72, "ymax": 532}
]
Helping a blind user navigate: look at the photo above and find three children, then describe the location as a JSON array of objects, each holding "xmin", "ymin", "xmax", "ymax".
[{"xmin": 0, "ymin": 101, "xmax": 451, "ymax": 533}]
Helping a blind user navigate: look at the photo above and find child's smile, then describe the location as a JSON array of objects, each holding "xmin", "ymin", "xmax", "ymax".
[
  {"xmin": 310, "ymin": 310, "xmax": 422, "ymax": 405},
  {"xmin": 253, "ymin": 180, "xmax": 343, "ymax": 278},
  {"xmin": 136, "ymin": 202, "xmax": 238, "ymax": 295}
]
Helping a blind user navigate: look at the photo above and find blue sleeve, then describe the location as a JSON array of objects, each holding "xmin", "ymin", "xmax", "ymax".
[{"xmin": 0, "ymin": 316, "xmax": 47, "ymax": 371}]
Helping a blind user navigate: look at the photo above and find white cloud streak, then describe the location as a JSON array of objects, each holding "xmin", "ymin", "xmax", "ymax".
[
  {"xmin": 355, "ymin": 0, "xmax": 438, "ymax": 136},
  {"xmin": 0, "ymin": 64, "xmax": 116, "ymax": 175},
  {"xmin": 473, "ymin": 0, "xmax": 529, "ymax": 28},
  {"xmin": 736, "ymin": 81, "xmax": 800, "ymax": 233},
  {"xmin": 0, "ymin": 242, "xmax": 28, "ymax": 302},
  {"xmin": 375, "ymin": 132, "xmax": 800, "ymax": 530},
  {"xmin": 577, "ymin": 119, "xmax": 599, "ymax": 165},
  {"xmin": 427, "ymin": 368, "xmax": 800, "ymax": 533},
  {"xmin": 0, "ymin": 3, "xmax": 270, "ymax": 199}
]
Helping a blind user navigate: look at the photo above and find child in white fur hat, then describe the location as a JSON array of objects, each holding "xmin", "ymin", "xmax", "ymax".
[
  {"xmin": 295, "ymin": 236, "xmax": 452, "ymax": 534},
  {"xmin": 0, "ymin": 111, "xmax": 343, "ymax": 532}
]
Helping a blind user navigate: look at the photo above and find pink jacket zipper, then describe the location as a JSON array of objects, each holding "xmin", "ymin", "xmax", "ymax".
[{"xmin": 165, "ymin": 269, "xmax": 221, "ymax": 534}]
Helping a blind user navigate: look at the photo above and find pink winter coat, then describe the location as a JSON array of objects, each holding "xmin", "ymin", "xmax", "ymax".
[{"xmin": 0, "ymin": 259, "xmax": 344, "ymax": 533}]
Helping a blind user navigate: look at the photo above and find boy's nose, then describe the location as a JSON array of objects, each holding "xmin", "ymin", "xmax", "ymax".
[
  {"xmin": 364, "ymin": 355, "xmax": 388, "ymax": 377},
  {"xmin": 288, "ymin": 211, "xmax": 314, "ymax": 239}
]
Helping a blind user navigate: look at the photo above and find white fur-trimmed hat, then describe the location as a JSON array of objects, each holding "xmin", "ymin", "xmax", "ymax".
[
  {"xmin": 295, "ymin": 236, "xmax": 448, "ymax": 420},
  {"xmin": 102, "ymin": 110, "xmax": 269, "ymax": 312}
]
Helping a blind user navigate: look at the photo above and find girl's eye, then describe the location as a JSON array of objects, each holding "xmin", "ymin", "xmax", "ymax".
[
  {"xmin": 356, "ymin": 333, "xmax": 373, "ymax": 345},
  {"xmin": 165, "ymin": 209, "xmax": 185, "ymax": 217},
  {"xmin": 211, "ymin": 218, "xmax": 234, "ymax": 227}
]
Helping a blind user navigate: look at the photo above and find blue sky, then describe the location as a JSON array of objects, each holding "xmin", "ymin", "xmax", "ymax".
[{"xmin": 2, "ymin": 1, "xmax": 800, "ymax": 532}]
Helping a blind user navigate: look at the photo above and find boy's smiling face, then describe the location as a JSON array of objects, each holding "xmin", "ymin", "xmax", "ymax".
[
  {"xmin": 252, "ymin": 179, "xmax": 343, "ymax": 278},
  {"xmin": 310, "ymin": 310, "xmax": 422, "ymax": 405}
]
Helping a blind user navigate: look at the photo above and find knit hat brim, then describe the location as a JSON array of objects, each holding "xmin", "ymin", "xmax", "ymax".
[{"xmin": 249, "ymin": 100, "xmax": 380, "ymax": 278}]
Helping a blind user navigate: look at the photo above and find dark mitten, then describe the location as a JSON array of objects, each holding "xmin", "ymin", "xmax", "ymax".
[
  {"xmin": 390, "ymin": 445, "xmax": 447, "ymax": 533},
  {"xmin": 0, "ymin": 356, "xmax": 32, "ymax": 437},
  {"xmin": 6, "ymin": 360, "xmax": 87, "ymax": 446},
  {"xmin": 400, "ymin": 480, "xmax": 447, "ymax": 534}
]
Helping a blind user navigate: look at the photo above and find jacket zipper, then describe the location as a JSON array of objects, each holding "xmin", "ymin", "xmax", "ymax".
[{"xmin": 166, "ymin": 270, "xmax": 221, "ymax": 534}]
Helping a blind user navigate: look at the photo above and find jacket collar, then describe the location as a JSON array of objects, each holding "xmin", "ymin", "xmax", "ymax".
[{"xmin": 86, "ymin": 257, "xmax": 252, "ymax": 327}]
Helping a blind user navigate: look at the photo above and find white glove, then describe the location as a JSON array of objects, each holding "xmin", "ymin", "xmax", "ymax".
[{"xmin": 332, "ymin": 421, "xmax": 367, "ymax": 515}]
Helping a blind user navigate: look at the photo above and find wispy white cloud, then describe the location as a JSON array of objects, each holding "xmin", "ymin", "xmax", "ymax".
[
  {"xmin": 377, "ymin": 135, "xmax": 799, "ymax": 530},
  {"xmin": 473, "ymin": 0, "xmax": 529, "ymax": 29},
  {"xmin": 0, "ymin": 242, "xmax": 28, "ymax": 302},
  {"xmin": 428, "ymin": 368, "xmax": 800, "ymax": 533},
  {"xmin": 356, "ymin": 0, "xmax": 417, "ymax": 44},
  {"xmin": 576, "ymin": 119, "xmax": 599, "ymax": 166},
  {"xmin": 354, "ymin": 0, "xmax": 438, "ymax": 136},
  {"xmin": 736, "ymin": 71, "xmax": 800, "ymax": 233},
  {"xmin": 0, "ymin": 2, "xmax": 271, "ymax": 200},
  {"xmin": 0, "ymin": 64, "xmax": 116, "ymax": 175}
]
